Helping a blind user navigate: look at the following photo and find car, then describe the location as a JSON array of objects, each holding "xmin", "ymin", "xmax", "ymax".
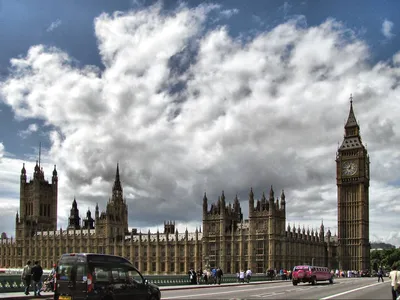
[
  {"xmin": 292, "ymin": 265, "xmax": 333, "ymax": 286},
  {"xmin": 360, "ymin": 270, "xmax": 371, "ymax": 277},
  {"xmin": 54, "ymin": 253, "xmax": 161, "ymax": 300}
]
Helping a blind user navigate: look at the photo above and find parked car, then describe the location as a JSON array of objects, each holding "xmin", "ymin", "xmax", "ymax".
[
  {"xmin": 292, "ymin": 265, "xmax": 333, "ymax": 286},
  {"xmin": 360, "ymin": 270, "xmax": 371, "ymax": 277},
  {"xmin": 54, "ymin": 253, "xmax": 161, "ymax": 300}
]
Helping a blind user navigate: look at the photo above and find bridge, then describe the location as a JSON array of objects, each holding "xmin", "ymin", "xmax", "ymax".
[{"xmin": 0, "ymin": 275, "xmax": 392, "ymax": 299}]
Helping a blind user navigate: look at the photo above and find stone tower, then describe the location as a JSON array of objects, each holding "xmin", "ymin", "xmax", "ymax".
[
  {"xmin": 249, "ymin": 186, "xmax": 286, "ymax": 270},
  {"xmin": 16, "ymin": 161, "xmax": 58, "ymax": 238},
  {"xmin": 202, "ymin": 191, "xmax": 243, "ymax": 271},
  {"xmin": 336, "ymin": 95, "xmax": 370, "ymax": 271},
  {"xmin": 67, "ymin": 198, "xmax": 81, "ymax": 230},
  {"xmin": 96, "ymin": 164, "xmax": 129, "ymax": 239}
]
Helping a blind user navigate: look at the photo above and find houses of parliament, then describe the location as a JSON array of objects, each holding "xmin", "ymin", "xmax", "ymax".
[{"xmin": 0, "ymin": 98, "xmax": 370, "ymax": 274}]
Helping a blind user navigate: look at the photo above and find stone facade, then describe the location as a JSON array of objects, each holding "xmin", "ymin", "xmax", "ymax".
[{"xmin": 0, "ymin": 100, "xmax": 369, "ymax": 274}]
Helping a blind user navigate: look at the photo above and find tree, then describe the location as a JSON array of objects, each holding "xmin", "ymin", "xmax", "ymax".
[{"xmin": 371, "ymin": 248, "xmax": 400, "ymax": 271}]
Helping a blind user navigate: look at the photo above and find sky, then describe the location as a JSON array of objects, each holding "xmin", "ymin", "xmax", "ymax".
[{"xmin": 0, "ymin": 0, "xmax": 400, "ymax": 246}]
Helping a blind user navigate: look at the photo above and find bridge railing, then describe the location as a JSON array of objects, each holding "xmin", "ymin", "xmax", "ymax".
[{"xmin": 0, "ymin": 273, "xmax": 277, "ymax": 293}]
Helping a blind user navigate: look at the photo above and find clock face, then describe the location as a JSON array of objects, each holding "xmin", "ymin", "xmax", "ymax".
[{"xmin": 342, "ymin": 160, "xmax": 358, "ymax": 176}]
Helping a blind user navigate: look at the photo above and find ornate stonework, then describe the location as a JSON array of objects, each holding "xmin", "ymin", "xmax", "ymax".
[
  {"xmin": 336, "ymin": 95, "xmax": 370, "ymax": 271},
  {"xmin": 0, "ymin": 99, "xmax": 371, "ymax": 274}
]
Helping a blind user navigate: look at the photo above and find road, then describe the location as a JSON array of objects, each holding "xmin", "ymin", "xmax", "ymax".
[{"xmin": 161, "ymin": 277, "xmax": 392, "ymax": 299}]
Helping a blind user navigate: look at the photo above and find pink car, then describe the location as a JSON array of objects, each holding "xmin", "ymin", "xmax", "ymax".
[{"xmin": 292, "ymin": 265, "xmax": 334, "ymax": 285}]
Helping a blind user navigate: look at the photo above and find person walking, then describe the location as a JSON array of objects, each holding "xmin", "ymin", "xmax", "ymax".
[
  {"xmin": 239, "ymin": 270, "xmax": 245, "ymax": 283},
  {"xmin": 31, "ymin": 261, "xmax": 43, "ymax": 297},
  {"xmin": 245, "ymin": 268, "xmax": 252, "ymax": 283},
  {"xmin": 389, "ymin": 265, "xmax": 400, "ymax": 300},
  {"xmin": 188, "ymin": 268, "xmax": 197, "ymax": 285},
  {"xmin": 21, "ymin": 260, "xmax": 32, "ymax": 295},
  {"xmin": 377, "ymin": 267, "xmax": 384, "ymax": 283},
  {"xmin": 216, "ymin": 267, "xmax": 223, "ymax": 285},
  {"xmin": 196, "ymin": 268, "xmax": 201, "ymax": 284}
]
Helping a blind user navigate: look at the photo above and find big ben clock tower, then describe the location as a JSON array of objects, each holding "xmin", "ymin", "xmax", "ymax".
[{"xmin": 336, "ymin": 95, "xmax": 370, "ymax": 272}]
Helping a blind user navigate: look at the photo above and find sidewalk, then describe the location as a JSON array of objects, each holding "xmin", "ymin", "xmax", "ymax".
[{"xmin": 0, "ymin": 280, "xmax": 281, "ymax": 299}]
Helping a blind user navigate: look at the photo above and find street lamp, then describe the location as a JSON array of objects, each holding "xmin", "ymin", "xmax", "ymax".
[{"xmin": 312, "ymin": 258, "xmax": 315, "ymax": 266}]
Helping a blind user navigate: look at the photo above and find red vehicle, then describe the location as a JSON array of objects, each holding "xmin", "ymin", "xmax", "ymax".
[{"xmin": 292, "ymin": 265, "xmax": 333, "ymax": 285}]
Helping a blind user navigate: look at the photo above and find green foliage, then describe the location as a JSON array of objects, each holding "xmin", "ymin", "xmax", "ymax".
[{"xmin": 370, "ymin": 248, "xmax": 400, "ymax": 271}]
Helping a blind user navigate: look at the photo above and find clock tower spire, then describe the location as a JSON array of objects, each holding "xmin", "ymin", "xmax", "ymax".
[{"xmin": 336, "ymin": 94, "xmax": 370, "ymax": 272}]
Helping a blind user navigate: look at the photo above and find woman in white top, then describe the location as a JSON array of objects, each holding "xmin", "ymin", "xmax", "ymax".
[{"xmin": 389, "ymin": 265, "xmax": 400, "ymax": 300}]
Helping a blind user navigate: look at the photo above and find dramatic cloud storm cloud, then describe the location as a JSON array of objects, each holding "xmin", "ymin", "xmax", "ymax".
[{"xmin": 1, "ymin": 4, "xmax": 400, "ymax": 245}]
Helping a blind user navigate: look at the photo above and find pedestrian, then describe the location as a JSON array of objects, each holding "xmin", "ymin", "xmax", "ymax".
[
  {"xmin": 21, "ymin": 260, "xmax": 32, "ymax": 295},
  {"xmin": 245, "ymin": 268, "xmax": 252, "ymax": 283},
  {"xmin": 31, "ymin": 261, "xmax": 43, "ymax": 297},
  {"xmin": 211, "ymin": 268, "xmax": 217, "ymax": 284},
  {"xmin": 216, "ymin": 267, "xmax": 223, "ymax": 285},
  {"xmin": 239, "ymin": 270, "xmax": 245, "ymax": 283},
  {"xmin": 389, "ymin": 265, "xmax": 400, "ymax": 300},
  {"xmin": 188, "ymin": 268, "xmax": 196, "ymax": 285},
  {"xmin": 196, "ymin": 268, "xmax": 201, "ymax": 284},
  {"xmin": 203, "ymin": 269, "xmax": 208, "ymax": 284},
  {"xmin": 377, "ymin": 267, "xmax": 384, "ymax": 283}
]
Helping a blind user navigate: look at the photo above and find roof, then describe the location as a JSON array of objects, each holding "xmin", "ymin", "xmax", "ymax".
[{"xmin": 339, "ymin": 137, "xmax": 363, "ymax": 150}]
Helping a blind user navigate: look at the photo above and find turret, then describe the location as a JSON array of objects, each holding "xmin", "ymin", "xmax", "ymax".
[
  {"xmin": 33, "ymin": 161, "xmax": 40, "ymax": 179},
  {"xmin": 319, "ymin": 220, "xmax": 325, "ymax": 241},
  {"xmin": 95, "ymin": 203, "xmax": 99, "ymax": 219},
  {"xmin": 203, "ymin": 192, "xmax": 208, "ymax": 215},
  {"xmin": 52, "ymin": 165, "xmax": 58, "ymax": 183},
  {"xmin": 68, "ymin": 197, "xmax": 81, "ymax": 230},
  {"xmin": 261, "ymin": 192, "xmax": 267, "ymax": 211},
  {"xmin": 249, "ymin": 187, "xmax": 254, "ymax": 216},
  {"xmin": 280, "ymin": 189, "xmax": 286, "ymax": 210},
  {"xmin": 112, "ymin": 163, "xmax": 123, "ymax": 201},
  {"xmin": 83, "ymin": 209, "xmax": 95, "ymax": 229},
  {"xmin": 20, "ymin": 163, "xmax": 26, "ymax": 183},
  {"xmin": 269, "ymin": 186, "xmax": 275, "ymax": 212},
  {"xmin": 233, "ymin": 194, "xmax": 240, "ymax": 213}
]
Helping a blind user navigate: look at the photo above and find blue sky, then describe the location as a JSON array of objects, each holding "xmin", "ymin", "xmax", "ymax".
[{"xmin": 0, "ymin": 0, "xmax": 400, "ymax": 246}]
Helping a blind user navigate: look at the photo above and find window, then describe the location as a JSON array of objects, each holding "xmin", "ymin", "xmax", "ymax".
[
  {"xmin": 111, "ymin": 269, "xmax": 127, "ymax": 282},
  {"xmin": 161, "ymin": 262, "xmax": 165, "ymax": 272},
  {"xmin": 94, "ymin": 265, "xmax": 142, "ymax": 284},
  {"xmin": 58, "ymin": 263, "xmax": 86, "ymax": 281},
  {"xmin": 128, "ymin": 268, "xmax": 144, "ymax": 284}
]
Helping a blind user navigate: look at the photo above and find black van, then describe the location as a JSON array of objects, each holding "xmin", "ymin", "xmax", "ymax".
[{"xmin": 54, "ymin": 253, "xmax": 161, "ymax": 300}]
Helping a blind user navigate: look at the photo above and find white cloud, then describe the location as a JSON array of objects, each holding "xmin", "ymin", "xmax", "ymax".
[
  {"xmin": 46, "ymin": 19, "xmax": 62, "ymax": 32},
  {"xmin": 219, "ymin": 8, "xmax": 239, "ymax": 19},
  {"xmin": 18, "ymin": 123, "xmax": 39, "ymax": 138},
  {"xmin": 381, "ymin": 19, "xmax": 394, "ymax": 39},
  {"xmin": 393, "ymin": 51, "xmax": 400, "ymax": 66},
  {"xmin": 1, "ymin": 4, "xmax": 400, "ymax": 246},
  {"xmin": 0, "ymin": 143, "xmax": 4, "ymax": 162}
]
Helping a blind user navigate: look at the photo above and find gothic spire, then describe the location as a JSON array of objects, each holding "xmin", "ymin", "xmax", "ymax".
[
  {"xmin": 249, "ymin": 187, "xmax": 254, "ymax": 200},
  {"xmin": 345, "ymin": 94, "xmax": 358, "ymax": 129},
  {"xmin": 112, "ymin": 163, "xmax": 122, "ymax": 193}
]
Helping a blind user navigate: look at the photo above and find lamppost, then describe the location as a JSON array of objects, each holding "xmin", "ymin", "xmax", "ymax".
[{"xmin": 312, "ymin": 258, "xmax": 315, "ymax": 266}]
